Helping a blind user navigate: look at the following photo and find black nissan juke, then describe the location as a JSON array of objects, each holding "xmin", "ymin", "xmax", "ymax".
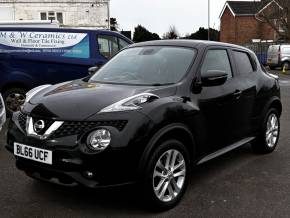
[{"xmin": 6, "ymin": 40, "xmax": 282, "ymax": 210}]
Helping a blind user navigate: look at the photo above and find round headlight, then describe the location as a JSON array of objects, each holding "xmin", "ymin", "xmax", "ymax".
[{"xmin": 87, "ymin": 129, "xmax": 111, "ymax": 151}]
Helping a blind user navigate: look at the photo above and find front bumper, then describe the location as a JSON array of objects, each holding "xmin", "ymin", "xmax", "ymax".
[{"xmin": 6, "ymin": 111, "xmax": 154, "ymax": 188}]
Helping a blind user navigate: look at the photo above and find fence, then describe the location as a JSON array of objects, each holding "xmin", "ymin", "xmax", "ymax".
[{"xmin": 243, "ymin": 42, "xmax": 276, "ymax": 65}]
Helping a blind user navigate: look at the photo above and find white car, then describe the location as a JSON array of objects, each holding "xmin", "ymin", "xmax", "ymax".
[{"xmin": 0, "ymin": 94, "xmax": 6, "ymax": 131}]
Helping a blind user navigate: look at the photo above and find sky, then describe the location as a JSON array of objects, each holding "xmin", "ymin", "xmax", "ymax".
[{"xmin": 111, "ymin": 0, "xmax": 256, "ymax": 37}]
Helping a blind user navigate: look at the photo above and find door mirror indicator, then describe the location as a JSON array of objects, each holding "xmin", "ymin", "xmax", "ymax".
[
  {"xmin": 201, "ymin": 70, "xmax": 228, "ymax": 87},
  {"xmin": 88, "ymin": 66, "xmax": 99, "ymax": 76}
]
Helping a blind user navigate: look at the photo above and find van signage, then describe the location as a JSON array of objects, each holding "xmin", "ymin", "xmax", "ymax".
[
  {"xmin": 0, "ymin": 31, "xmax": 90, "ymax": 58},
  {"xmin": 0, "ymin": 31, "xmax": 87, "ymax": 48}
]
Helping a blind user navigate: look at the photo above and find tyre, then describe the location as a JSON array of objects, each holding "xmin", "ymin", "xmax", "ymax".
[
  {"xmin": 252, "ymin": 108, "xmax": 280, "ymax": 154},
  {"xmin": 2, "ymin": 88, "xmax": 27, "ymax": 117},
  {"xmin": 282, "ymin": 62, "xmax": 290, "ymax": 71},
  {"xmin": 269, "ymin": 66, "xmax": 276, "ymax": 70},
  {"xmin": 142, "ymin": 139, "xmax": 190, "ymax": 211}
]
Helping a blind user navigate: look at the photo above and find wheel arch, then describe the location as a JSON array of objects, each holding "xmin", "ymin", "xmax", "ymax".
[
  {"xmin": 0, "ymin": 82, "xmax": 30, "ymax": 93},
  {"xmin": 266, "ymin": 97, "xmax": 282, "ymax": 117},
  {"xmin": 139, "ymin": 123, "xmax": 195, "ymax": 175}
]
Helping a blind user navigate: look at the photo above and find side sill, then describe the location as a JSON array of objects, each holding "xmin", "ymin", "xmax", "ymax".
[{"xmin": 197, "ymin": 137, "xmax": 255, "ymax": 165}]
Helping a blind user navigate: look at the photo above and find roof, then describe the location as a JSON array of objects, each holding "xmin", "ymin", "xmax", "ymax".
[
  {"xmin": 129, "ymin": 39, "xmax": 252, "ymax": 52},
  {"xmin": 219, "ymin": 0, "xmax": 274, "ymax": 18},
  {"xmin": 228, "ymin": 1, "xmax": 263, "ymax": 15}
]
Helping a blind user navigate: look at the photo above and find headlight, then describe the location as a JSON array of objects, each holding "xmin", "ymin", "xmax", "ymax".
[
  {"xmin": 87, "ymin": 129, "xmax": 111, "ymax": 151},
  {"xmin": 25, "ymin": 85, "xmax": 52, "ymax": 103},
  {"xmin": 99, "ymin": 93, "xmax": 159, "ymax": 113}
]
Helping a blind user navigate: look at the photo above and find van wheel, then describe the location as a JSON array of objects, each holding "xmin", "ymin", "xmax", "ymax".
[
  {"xmin": 142, "ymin": 139, "xmax": 190, "ymax": 211},
  {"xmin": 252, "ymin": 108, "xmax": 280, "ymax": 154},
  {"xmin": 282, "ymin": 62, "xmax": 290, "ymax": 71},
  {"xmin": 3, "ymin": 88, "xmax": 27, "ymax": 117}
]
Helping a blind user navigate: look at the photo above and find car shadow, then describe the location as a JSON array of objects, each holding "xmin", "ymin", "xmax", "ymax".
[{"xmin": 25, "ymin": 144, "xmax": 256, "ymax": 215}]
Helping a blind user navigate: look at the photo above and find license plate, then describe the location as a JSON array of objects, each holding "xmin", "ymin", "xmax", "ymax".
[{"xmin": 14, "ymin": 142, "xmax": 52, "ymax": 165}]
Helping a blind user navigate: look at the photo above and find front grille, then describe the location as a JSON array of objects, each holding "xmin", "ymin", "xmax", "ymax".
[
  {"xmin": 17, "ymin": 111, "xmax": 128, "ymax": 138},
  {"xmin": 51, "ymin": 120, "xmax": 128, "ymax": 138},
  {"xmin": 18, "ymin": 111, "xmax": 27, "ymax": 131}
]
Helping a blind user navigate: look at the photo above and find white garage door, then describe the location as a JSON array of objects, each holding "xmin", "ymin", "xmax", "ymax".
[{"xmin": 0, "ymin": 7, "xmax": 14, "ymax": 21}]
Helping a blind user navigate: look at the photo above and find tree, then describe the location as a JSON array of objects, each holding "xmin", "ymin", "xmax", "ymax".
[
  {"xmin": 110, "ymin": 18, "xmax": 119, "ymax": 31},
  {"xmin": 254, "ymin": 0, "xmax": 290, "ymax": 41},
  {"xmin": 183, "ymin": 27, "xmax": 220, "ymax": 41},
  {"xmin": 133, "ymin": 25, "xmax": 161, "ymax": 42},
  {"xmin": 163, "ymin": 26, "xmax": 179, "ymax": 39}
]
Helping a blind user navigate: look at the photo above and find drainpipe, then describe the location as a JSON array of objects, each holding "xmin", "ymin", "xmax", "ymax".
[{"xmin": 107, "ymin": 0, "xmax": 110, "ymax": 29}]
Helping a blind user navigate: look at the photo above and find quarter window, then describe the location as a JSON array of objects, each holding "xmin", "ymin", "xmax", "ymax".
[
  {"xmin": 201, "ymin": 49, "xmax": 232, "ymax": 78},
  {"xmin": 119, "ymin": 38, "xmax": 130, "ymax": 49},
  {"xmin": 233, "ymin": 51, "xmax": 253, "ymax": 74}
]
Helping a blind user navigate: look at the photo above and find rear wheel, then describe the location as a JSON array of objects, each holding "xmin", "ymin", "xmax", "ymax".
[
  {"xmin": 142, "ymin": 139, "xmax": 190, "ymax": 210},
  {"xmin": 2, "ymin": 88, "xmax": 27, "ymax": 117},
  {"xmin": 252, "ymin": 108, "xmax": 280, "ymax": 154}
]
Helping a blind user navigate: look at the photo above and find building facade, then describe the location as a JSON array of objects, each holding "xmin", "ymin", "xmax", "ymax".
[
  {"xmin": 0, "ymin": 0, "xmax": 110, "ymax": 29},
  {"xmin": 220, "ymin": 1, "xmax": 277, "ymax": 44}
]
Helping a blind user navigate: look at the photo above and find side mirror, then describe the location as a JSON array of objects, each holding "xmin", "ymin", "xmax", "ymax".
[
  {"xmin": 88, "ymin": 66, "xmax": 99, "ymax": 76},
  {"xmin": 201, "ymin": 70, "xmax": 228, "ymax": 87}
]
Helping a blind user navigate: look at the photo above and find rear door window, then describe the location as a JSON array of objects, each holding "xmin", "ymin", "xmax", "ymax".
[{"xmin": 233, "ymin": 51, "xmax": 254, "ymax": 75}]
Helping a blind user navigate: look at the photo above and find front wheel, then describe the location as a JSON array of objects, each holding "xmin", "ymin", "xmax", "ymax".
[
  {"xmin": 282, "ymin": 62, "xmax": 290, "ymax": 71},
  {"xmin": 142, "ymin": 139, "xmax": 190, "ymax": 210},
  {"xmin": 2, "ymin": 88, "xmax": 27, "ymax": 117},
  {"xmin": 252, "ymin": 108, "xmax": 280, "ymax": 154}
]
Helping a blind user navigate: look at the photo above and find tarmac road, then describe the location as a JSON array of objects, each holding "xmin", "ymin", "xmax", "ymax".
[{"xmin": 1, "ymin": 72, "xmax": 290, "ymax": 218}]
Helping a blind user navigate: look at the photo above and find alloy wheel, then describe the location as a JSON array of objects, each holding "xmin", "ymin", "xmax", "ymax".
[
  {"xmin": 265, "ymin": 113, "xmax": 279, "ymax": 148},
  {"xmin": 153, "ymin": 149, "xmax": 186, "ymax": 202},
  {"xmin": 5, "ymin": 93, "xmax": 26, "ymax": 113}
]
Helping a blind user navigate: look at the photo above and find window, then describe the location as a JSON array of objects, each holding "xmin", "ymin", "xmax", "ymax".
[
  {"xmin": 201, "ymin": 49, "xmax": 232, "ymax": 78},
  {"xmin": 90, "ymin": 46, "xmax": 196, "ymax": 85},
  {"xmin": 56, "ymin": 13, "xmax": 63, "ymax": 24},
  {"xmin": 98, "ymin": 35, "xmax": 121, "ymax": 59},
  {"xmin": 119, "ymin": 38, "xmax": 130, "ymax": 50},
  {"xmin": 40, "ymin": 12, "xmax": 47, "ymax": 20},
  {"xmin": 233, "ymin": 51, "xmax": 253, "ymax": 75},
  {"xmin": 40, "ymin": 12, "xmax": 63, "ymax": 24},
  {"xmin": 282, "ymin": 47, "xmax": 290, "ymax": 53}
]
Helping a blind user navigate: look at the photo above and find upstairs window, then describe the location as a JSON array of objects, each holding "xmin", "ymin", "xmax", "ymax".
[{"xmin": 40, "ymin": 12, "xmax": 63, "ymax": 24}]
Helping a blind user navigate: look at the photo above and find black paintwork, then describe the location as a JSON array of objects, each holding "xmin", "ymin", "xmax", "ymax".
[{"xmin": 6, "ymin": 40, "xmax": 282, "ymax": 187}]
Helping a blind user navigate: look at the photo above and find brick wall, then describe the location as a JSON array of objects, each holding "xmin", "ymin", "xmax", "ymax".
[
  {"xmin": 220, "ymin": 6, "xmax": 276, "ymax": 44},
  {"xmin": 220, "ymin": 8, "xmax": 236, "ymax": 43}
]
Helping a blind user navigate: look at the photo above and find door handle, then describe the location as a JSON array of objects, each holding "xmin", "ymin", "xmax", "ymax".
[{"xmin": 233, "ymin": 90, "xmax": 242, "ymax": 99}]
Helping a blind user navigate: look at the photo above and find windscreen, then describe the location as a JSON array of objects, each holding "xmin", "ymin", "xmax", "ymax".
[{"xmin": 89, "ymin": 46, "xmax": 196, "ymax": 86}]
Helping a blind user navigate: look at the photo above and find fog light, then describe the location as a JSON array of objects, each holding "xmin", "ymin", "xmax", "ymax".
[
  {"xmin": 87, "ymin": 129, "xmax": 111, "ymax": 151},
  {"xmin": 84, "ymin": 171, "xmax": 94, "ymax": 179}
]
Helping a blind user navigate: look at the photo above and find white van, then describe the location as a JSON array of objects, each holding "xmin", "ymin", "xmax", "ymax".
[
  {"xmin": 267, "ymin": 44, "xmax": 290, "ymax": 70},
  {"xmin": 0, "ymin": 94, "xmax": 6, "ymax": 131}
]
